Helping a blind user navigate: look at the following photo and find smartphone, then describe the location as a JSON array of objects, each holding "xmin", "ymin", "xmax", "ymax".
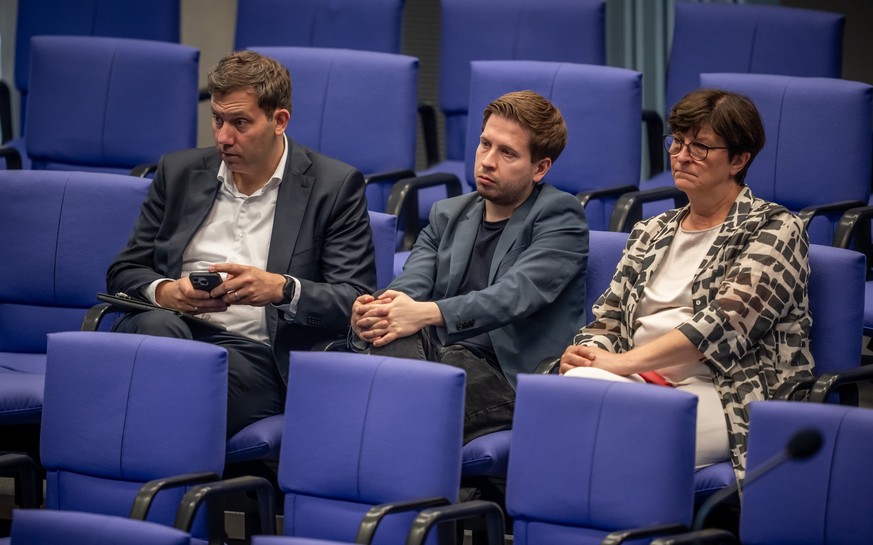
[{"xmin": 189, "ymin": 271, "xmax": 222, "ymax": 292}]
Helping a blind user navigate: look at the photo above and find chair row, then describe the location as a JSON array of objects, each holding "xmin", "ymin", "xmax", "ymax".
[{"xmin": 6, "ymin": 336, "xmax": 873, "ymax": 545}]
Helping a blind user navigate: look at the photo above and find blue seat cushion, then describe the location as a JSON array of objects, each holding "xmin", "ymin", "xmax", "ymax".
[
  {"xmin": 462, "ymin": 430, "xmax": 512, "ymax": 478},
  {"xmin": 226, "ymin": 414, "xmax": 284, "ymax": 465}
]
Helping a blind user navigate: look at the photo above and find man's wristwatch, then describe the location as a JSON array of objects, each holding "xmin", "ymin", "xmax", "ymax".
[{"xmin": 280, "ymin": 274, "xmax": 296, "ymax": 305}]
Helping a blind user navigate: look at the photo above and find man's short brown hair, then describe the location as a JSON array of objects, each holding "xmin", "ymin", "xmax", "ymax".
[
  {"xmin": 206, "ymin": 50, "xmax": 292, "ymax": 118},
  {"xmin": 482, "ymin": 90, "xmax": 568, "ymax": 164}
]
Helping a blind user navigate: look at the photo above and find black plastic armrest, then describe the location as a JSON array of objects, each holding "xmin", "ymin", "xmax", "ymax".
[
  {"xmin": 355, "ymin": 496, "xmax": 451, "ymax": 545},
  {"xmin": 533, "ymin": 356, "xmax": 560, "ymax": 374},
  {"xmin": 601, "ymin": 523, "xmax": 690, "ymax": 545},
  {"xmin": 772, "ymin": 376, "xmax": 818, "ymax": 401},
  {"xmin": 130, "ymin": 163, "xmax": 158, "ymax": 178},
  {"xmin": 0, "ymin": 452, "xmax": 42, "ymax": 508},
  {"xmin": 310, "ymin": 336, "xmax": 351, "ymax": 352},
  {"xmin": 404, "ymin": 500, "xmax": 504, "ymax": 545},
  {"xmin": 796, "ymin": 200, "xmax": 868, "ymax": 230},
  {"xmin": 173, "ymin": 475, "xmax": 276, "ymax": 541},
  {"xmin": 0, "ymin": 80, "xmax": 12, "ymax": 144},
  {"xmin": 365, "ymin": 169, "xmax": 417, "ymax": 187},
  {"xmin": 650, "ymin": 528, "xmax": 739, "ymax": 545},
  {"xmin": 833, "ymin": 205, "xmax": 873, "ymax": 250},
  {"xmin": 642, "ymin": 108, "xmax": 665, "ymax": 177},
  {"xmin": 81, "ymin": 302, "xmax": 123, "ymax": 332},
  {"xmin": 130, "ymin": 471, "xmax": 220, "ymax": 521},
  {"xmin": 387, "ymin": 173, "xmax": 464, "ymax": 250},
  {"xmin": 809, "ymin": 366, "xmax": 873, "ymax": 404},
  {"xmin": 609, "ymin": 187, "xmax": 689, "ymax": 232},
  {"xmin": 0, "ymin": 145, "xmax": 22, "ymax": 169},
  {"xmin": 418, "ymin": 102, "xmax": 439, "ymax": 167},
  {"xmin": 575, "ymin": 184, "xmax": 640, "ymax": 207}
]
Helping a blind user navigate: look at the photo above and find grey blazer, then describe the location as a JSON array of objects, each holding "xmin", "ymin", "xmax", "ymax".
[
  {"xmin": 107, "ymin": 141, "xmax": 376, "ymax": 382},
  {"xmin": 389, "ymin": 183, "xmax": 589, "ymax": 385}
]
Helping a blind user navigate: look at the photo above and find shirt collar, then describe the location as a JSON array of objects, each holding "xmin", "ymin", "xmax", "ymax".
[{"xmin": 216, "ymin": 134, "xmax": 289, "ymax": 196}]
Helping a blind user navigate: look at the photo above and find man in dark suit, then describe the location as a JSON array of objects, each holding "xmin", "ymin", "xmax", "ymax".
[
  {"xmin": 351, "ymin": 91, "xmax": 588, "ymax": 443},
  {"xmin": 108, "ymin": 51, "xmax": 376, "ymax": 436}
]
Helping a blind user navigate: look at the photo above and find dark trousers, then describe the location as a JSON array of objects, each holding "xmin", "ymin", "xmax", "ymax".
[
  {"xmin": 368, "ymin": 331, "xmax": 515, "ymax": 444},
  {"xmin": 113, "ymin": 310, "xmax": 286, "ymax": 437}
]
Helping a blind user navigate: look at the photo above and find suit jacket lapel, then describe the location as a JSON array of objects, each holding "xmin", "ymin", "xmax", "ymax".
[
  {"xmin": 488, "ymin": 184, "xmax": 540, "ymax": 282},
  {"xmin": 167, "ymin": 157, "xmax": 221, "ymax": 276},
  {"xmin": 444, "ymin": 200, "xmax": 483, "ymax": 296},
  {"xmin": 266, "ymin": 140, "xmax": 315, "ymax": 274}
]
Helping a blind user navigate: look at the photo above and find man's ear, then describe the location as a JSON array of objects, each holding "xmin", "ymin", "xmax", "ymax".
[
  {"xmin": 274, "ymin": 108, "xmax": 290, "ymax": 134},
  {"xmin": 532, "ymin": 157, "xmax": 553, "ymax": 183}
]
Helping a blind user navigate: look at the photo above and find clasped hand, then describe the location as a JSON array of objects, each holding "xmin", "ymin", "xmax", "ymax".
[
  {"xmin": 156, "ymin": 263, "xmax": 285, "ymax": 314},
  {"xmin": 352, "ymin": 290, "xmax": 438, "ymax": 347}
]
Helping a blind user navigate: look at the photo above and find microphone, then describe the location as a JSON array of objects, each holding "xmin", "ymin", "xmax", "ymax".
[{"xmin": 691, "ymin": 428, "xmax": 823, "ymax": 531}]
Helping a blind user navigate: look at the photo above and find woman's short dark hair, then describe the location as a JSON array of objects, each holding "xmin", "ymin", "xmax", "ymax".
[
  {"xmin": 668, "ymin": 89, "xmax": 765, "ymax": 185},
  {"xmin": 206, "ymin": 50, "xmax": 292, "ymax": 118},
  {"xmin": 482, "ymin": 90, "xmax": 568, "ymax": 163}
]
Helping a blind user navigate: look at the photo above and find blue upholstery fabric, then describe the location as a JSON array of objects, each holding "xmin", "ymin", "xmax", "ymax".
[
  {"xmin": 253, "ymin": 537, "xmax": 352, "ymax": 545},
  {"xmin": 24, "ymin": 36, "xmax": 198, "ymax": 173},
  {"xmin": 12, "ymin": 0, "xmax": 180, "ymax": 133},
  {"xmin": 423, "ymin": 60, "xmax": 641, "ymax": 231},
  {"xmin": 278, "ymin": 352, "xmax": 464, "ymax": 545},
  {"xmin": 507, "ymin": 375, "xmax": 696, "ymax": 545},
  {"xmin": 10, "ymin": 509, "xmax": 190, "ymax": 545},
  {"xmin": 252, "ymin": 47, "xmax": 418, "ymax": 214},
  {"xmin": 40, "ymin": 332, "xmax": 227, "ymax": 526},
  {"xmin": 439, "ymin": 0, "xmax": 605, "ymax": 162},
  {"xmin": 0, "ymin": 170, "xmax": 150, "ymax": 424},
  {"xmin": 235, "ymin": 0, "xmax": 405, "ymax": 54},
  {"xmin": 368, "ymin": 211, "xmax": 398, "ymax": 290},
  {"xmin": 666, "ymin": 2, "xmax": 843, "ymax": 117},
  {"xmin": 461, "ymin": 430, "xmax": 511, "ymax": 478},
  {"xmin": 740, "ymin": 401, "xmax": 873, "ymax": 545}
]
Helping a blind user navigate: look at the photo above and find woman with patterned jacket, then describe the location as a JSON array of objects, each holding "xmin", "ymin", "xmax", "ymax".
[{"xmin": 559, "ymin": 88, "xmax": 814, "ymax": 484}]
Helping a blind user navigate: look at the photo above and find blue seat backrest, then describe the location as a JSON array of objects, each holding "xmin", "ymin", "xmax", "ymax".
[
  {"xmin": 253, "ymin": 46, "xmax": 418, "ymax": 212},
  {"xmin": 40, "ymin": 332, "xmax": 227, "ymax": 525},
  {"xmin": 368, "ymin": 211, "xmax": 398, "ymax": 290},
  {"xmin": 808, "ymin": 244, "xmax": 865, "ymax": 376},
  {"xmin": 0, "ymin": 170, "xmax": 149, "ymax": 354},
  {"xmin": 278, "ymin": 351, "xmax": 464, "ymax": 544},
  {"xmin": 700, "ymin": 73, "xmax": 872, "ymax": 245},
  {"xmin": 666, "ymin": 2, "xmax": 843, "ymax": 114},
  {"xmin": 440, "ymin": 0, "xmax": 605, "ymax": 161},
  {"xmin": 24, "ymin": 36, "xmax": 199, "ymax": 173},
  {"xmin": 507, "ymin": 375, "xmax": 695, "ymax": 543},
  {"xmin": 14, "ymin": 0, "xmax": 180, "ymax": 127},
  {"xmin": 462, "ymin": 61, "xmax": 640, "ymax": 230},
  {"xmin": 235, "ymin": 0, "xmax": 405, "ymax": 54},
  {"xmin": 587, "ymin": 231, "xmax": 629, "ymax": 321},
  {"xmin": 743, "ymin": 401, "xmax": 873, "ymax": 544}
]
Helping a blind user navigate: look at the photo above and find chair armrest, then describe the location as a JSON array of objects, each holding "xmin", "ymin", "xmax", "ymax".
[
  {"xmin": 533, "ymin": 356, "xmax": 560, "ymax": 374},
  {"xmin": 81, "ymin": 302, "xmax": 125, "ymax": 332},
  {"xmin": 0, "ymin": 145, "xmax": 22, "ymax": 169},
  {"xmin": 387, "ymin": 173, "xmax": 464, "ymax": 250},
  {"xmin": 575, "ymin": 184, "xmax": 640, "ymax": 207},
  {"xmin": 797, "ymin": 200, "xmax": 867, "ymax": 231},
  {"xmin": 601, "ymin": 523, "xmax": 691, "ymax": 545},
  {"xmin": 834, "ymin": 205, "xmax": 873, "ymax": 249},
  {"xmin": 0, "ymin": 80, "xmax": 12, "ymax": 144},
  {"xmin": 809, "ymin": 365, "xmax": 873, "ymax": 404},
  {"xmin": 609, "ymin": 187, "xmax": 688, "ymax": 232},
  {"xmin": 650, "ymin": 528, "xmax": 739, "ymax": 545},
  {"xmin": 418, "ymin": 102, "xmax": 439, "ymax": 167},
  {"xmin": 772, "ymin": 376, "xmax": 819, "ymax": 401},
  {"xmin": 404, "ymin": 500, "xmax": 504, "ymax": 545},
  {"xmin": 130, "ymin": 471, "xmax": 220, "ymax": 521},
  {"xmin": 130, "ymin": 163, "xmax": 158, "ymax": 178},
  {"xmin": 642, "ymin": 108, "xmax": 665, "ymax": 177},
  {"xmin": 355, "ymin": 496, "xmax": 451, "ymax": 545},
  {"xmin": 0, "ymin": 452, "xmax": 42, "ymax": 508},
  {"xmin": 173, "ymin": 475, "xmax": 275, "ymax": 540},
  {"xmin": 365, "ymin": 169, "xmax": 417, "ymax": 187}
]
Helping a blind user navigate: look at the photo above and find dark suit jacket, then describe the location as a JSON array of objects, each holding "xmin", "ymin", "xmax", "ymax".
[
  {"xmin": 107, "ymin": 141, "xmax": 376, "ymax": 382},
  {"xmin": 389, "ymin": 183, "xmax": 589, "ymax": 385}
]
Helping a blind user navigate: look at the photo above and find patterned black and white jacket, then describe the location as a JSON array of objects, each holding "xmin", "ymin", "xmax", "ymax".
[{"xmin": 575, "ymin": 186, "xmax": 814, "ymax": 483}]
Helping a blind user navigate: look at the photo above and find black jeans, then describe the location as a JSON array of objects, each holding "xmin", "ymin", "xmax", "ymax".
[
  {"xmin": 368, "ymin": 330, "xmax": 515, "ymax": 444},
  {"xmin": 113, "ymin": 310, "xmax": 286, "ymax": 437}
]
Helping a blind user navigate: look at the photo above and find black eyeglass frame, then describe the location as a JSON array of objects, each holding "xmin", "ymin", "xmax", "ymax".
[{"xmin": 663, "ymin": 134, "xmax": 728, "ymax": 162}]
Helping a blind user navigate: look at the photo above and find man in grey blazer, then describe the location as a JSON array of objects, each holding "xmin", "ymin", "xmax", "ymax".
[
  {"xmin": 352, "ymin": 91, "xmax": 588, "ymax": 442},
  {"xmin": 108, "ymin": 51, "xmax": 375, "ymax": 436}
]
